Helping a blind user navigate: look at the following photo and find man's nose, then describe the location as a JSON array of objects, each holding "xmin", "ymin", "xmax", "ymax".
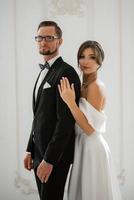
[{"xmin": 40, "ymin": 38, "xmax": 48, "ymax": 44}]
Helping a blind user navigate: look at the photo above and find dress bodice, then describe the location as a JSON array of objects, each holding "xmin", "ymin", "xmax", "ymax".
[{"xmin": 75, "ymin": 97, "xmax": 107, "ymax": 135}]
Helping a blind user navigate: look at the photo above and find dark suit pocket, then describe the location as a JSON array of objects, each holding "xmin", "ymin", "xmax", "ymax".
[
  {"xmin": 42, "ymin": 87, "xmax": 52, "ymax": 91},
  {"xmin": 42, "ymin": 87, "xmax": 55, "ymax": 92},
  {"xmin": 40, "ymin": 87, "xmax": 56, "ymax": 106},
  {"xmin": 42, "ymin": 87, "xmax": 55, "ymax": 99},
  {"xmin": 36, "ymin": 87, "xmax": 56, "ymax": 120}
]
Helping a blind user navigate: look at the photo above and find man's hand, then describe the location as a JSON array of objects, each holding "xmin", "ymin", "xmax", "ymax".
[
  {"xmin": 24, "ymin": 153, "xmax": 33, "ymax": 171},
  {"xmin": 37, "ymin": 160, "xmax": 53, "ymax": 183}
]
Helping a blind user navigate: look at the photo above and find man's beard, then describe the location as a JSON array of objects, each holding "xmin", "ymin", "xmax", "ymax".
[{"xmin": 39, "ymin": 48, "xmax": 57, "ymax": 56}]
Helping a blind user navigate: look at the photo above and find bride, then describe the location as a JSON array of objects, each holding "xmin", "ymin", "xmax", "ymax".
[{"xmin": 58, "ymin": 40, "xmax": 122, "ymax": 200}]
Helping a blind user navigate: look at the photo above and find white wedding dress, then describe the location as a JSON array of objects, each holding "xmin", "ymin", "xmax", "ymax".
[{"xmin": 65, "ymin": 97, "xmax": 122, "ymax": 200}]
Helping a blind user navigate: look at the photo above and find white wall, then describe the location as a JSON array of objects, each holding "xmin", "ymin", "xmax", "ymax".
[{"xmin": 0, "ymin": 0, "xmax": 134, "ymax": 199}]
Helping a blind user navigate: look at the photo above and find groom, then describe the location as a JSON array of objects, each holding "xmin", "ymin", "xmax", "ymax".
[{"xmin": 24, "ymin": 21, "xmax": 81, "ymax": 200}]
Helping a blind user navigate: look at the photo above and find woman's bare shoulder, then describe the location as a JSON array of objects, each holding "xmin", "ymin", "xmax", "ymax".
[{"xmin": 87, "ymin": 79, "xmax": 106, "ymax": 111}]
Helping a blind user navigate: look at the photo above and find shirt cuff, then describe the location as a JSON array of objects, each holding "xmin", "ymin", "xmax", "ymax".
[{"xmin": 26, "ymin": 152, "xmax": 31, "ymax": 154}]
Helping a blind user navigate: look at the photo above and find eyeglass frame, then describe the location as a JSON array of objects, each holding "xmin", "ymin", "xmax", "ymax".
[{"xmin": 35, "ymin": 35, "xmax": 59, "ymax": 42}]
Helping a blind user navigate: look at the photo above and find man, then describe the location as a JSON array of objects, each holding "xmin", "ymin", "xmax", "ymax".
[{"xmin": 24, "ymin": 21, "xmax": 81, "ymax": 200}]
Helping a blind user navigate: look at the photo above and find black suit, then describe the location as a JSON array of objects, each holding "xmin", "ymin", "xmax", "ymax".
[{"xmin": 26, "ymin": 57, "xmax": 81, "ymax": 200}]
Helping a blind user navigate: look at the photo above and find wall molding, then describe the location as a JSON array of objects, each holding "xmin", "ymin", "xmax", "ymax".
[
  {"xmin": 117, "ymin": 168, "xmax": 126, "ymax": 186},
  {"xmin": 13, "ymin": 0, "xmax": 37, "ymax": 195},
  {"xmin": 118, "ymin": 0, "xmax": 126, "ymax": 186},
  {"xmin": 14, "ymin": 171, "xmax": 37, "ymax": 195},
  {"xmin": 48, "ymin": 0, "xmax": 86, "ymax": 16}
]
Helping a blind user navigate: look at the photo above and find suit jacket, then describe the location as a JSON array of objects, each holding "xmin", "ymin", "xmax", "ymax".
[{"xmin": 26, "ymin": 57, "xmax": 81, "ymax": 167}]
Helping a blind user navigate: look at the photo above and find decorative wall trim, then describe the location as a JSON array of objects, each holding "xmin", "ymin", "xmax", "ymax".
[
  {"xmin": 117, "ymin": 168, "xmax": 126, "ymax": 186},
  {"xmin": 13, "ymin": 0, "xmax": 37, "ymax": 195},
  {"xmin": 14, "ymin": 172, "xmax": 37, "ymax": 195},
  {"xmin": 87, "ymin": 0, "xmax": 95, "ymax": 39},
  {"xmin": 14, "ymin": 0, "xmax": 20, "ymax": 174},
  {"xmin": 118, "ymin": 0, "xmax": 126, "ymax": 186},
  {"xmin": 48, "ymin": 0, "xmax": 86, "ymax": 16}
]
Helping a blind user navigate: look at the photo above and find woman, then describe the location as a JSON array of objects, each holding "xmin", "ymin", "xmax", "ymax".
[{"xmin": 58, "ymin": 41, "xmax": 122, "ymax": 200}]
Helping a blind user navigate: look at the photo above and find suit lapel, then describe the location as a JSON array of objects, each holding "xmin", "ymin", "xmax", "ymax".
[
  {"xmin": 33, "ymin": 57, "xmax": 63, "ymax": 114},
  {"xmin": 32, "ymin": 70, "xmax": 42, "ymax": 112}
]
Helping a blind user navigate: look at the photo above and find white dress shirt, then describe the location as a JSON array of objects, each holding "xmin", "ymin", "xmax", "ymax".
[{"xmin": 35, "ymin": 55, "xmax": 60, "ymax": 100}]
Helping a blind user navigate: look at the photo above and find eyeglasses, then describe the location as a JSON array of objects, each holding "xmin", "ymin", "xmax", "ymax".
[{"xmin": 35, "ymin": 35, "xmax": 59, "ymax": 42}]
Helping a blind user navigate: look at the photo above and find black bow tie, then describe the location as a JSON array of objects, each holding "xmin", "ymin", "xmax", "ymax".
[{"xmin": 39, "ymin": 62, "xmax": 50, "ymax": 70}]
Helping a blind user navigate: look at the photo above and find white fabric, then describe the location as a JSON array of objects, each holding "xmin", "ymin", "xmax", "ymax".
[
  {"xmin": 47, "ymin": 55, "xmax": 60, "ymax": 67},
  {"xmin": 35, "ymin": 55, "xmax": 60, "ymax": 100},
  {"xmin": 35, "ymin": 68, "xmax": 48, "ymax": 100},
  {"xmin": 65, "ymin": 97, "xmax": 122, "ymax": 200},
  {"xmin": 80, "ymin": 97, "xmax": 106, "ymax": 133},
  {"xmin": 43, "ymin": 81, "xmax": 51, "ymax": 89}
]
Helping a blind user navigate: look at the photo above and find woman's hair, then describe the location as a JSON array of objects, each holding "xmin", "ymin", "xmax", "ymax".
[{"xmin": 77, "ymin": 40, "xmax": 104, "ymax": 67}]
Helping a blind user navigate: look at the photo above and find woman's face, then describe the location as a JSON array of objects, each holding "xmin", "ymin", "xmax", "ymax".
[{"xmin": 79, "ymin": 47, "xmax": 99, "ymax": 75}]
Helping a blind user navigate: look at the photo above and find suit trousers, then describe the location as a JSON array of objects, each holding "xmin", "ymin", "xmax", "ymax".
[{"xmin": 34, "ymin": 162, "xmax": 70, "ymax": 200}]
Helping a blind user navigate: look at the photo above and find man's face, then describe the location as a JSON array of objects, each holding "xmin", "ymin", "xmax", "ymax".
[{"xmin": 36, "ymin": 26, "xmax": 62, "ymax": 56}]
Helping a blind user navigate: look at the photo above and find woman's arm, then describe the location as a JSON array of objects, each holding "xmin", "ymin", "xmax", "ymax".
[
  {"xmin": 58, "ymin": 77, "xmax": 95, "ymax": 136},
  {"xmin": 67, "ymin": 101, "xmax": 95, "ymax": 135}
]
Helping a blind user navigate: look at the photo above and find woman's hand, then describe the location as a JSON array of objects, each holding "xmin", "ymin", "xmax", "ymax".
[{"xmin": 58, "ymin": 77, "xmax": 76, "ymax": 107}]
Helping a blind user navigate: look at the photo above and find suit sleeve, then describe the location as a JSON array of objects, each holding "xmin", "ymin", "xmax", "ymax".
[
  {"xmin": 43, "ymin": 67, "xmax": 81, "ymax": 165},
  {"xmin": 26, "ymin": 123, "xmax": 34, "ymax": 157}
]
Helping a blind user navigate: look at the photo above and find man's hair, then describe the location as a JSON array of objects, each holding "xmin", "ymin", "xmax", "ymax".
[{"xmin": 37, "ymin": 21, "xmax": 62, "ymax": 38}]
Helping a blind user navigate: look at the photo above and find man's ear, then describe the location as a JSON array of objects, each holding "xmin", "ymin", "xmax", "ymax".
[{"xmin": 59, "ymin": 38, "xmax": 63, "ymax": 46}]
